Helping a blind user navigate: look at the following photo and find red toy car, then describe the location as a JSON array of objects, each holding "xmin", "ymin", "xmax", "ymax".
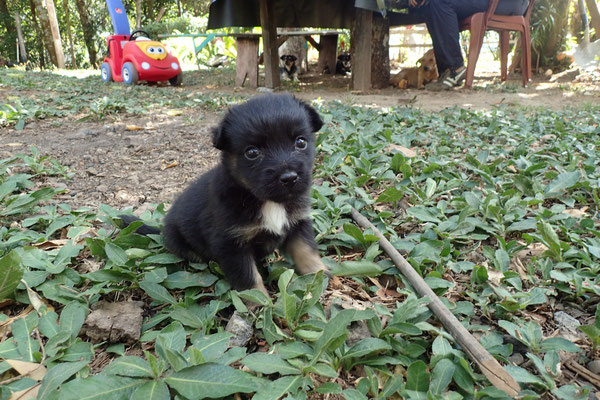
[{"xmin": 101, "ymin": 30, "xmax": 182, "ymax": 86}]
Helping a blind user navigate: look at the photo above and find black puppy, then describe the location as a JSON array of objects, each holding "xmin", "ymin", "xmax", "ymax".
[
  {"xmin": 336, "ymin": 53, "xmax": 351, "ymax": 76},
  {"xmin": 279, "ymin": 55, "xmax": 298, "ymax": 81},
  {"xmin": 122, "ymin": 94, "xmax": 328, "ymax": 293}
]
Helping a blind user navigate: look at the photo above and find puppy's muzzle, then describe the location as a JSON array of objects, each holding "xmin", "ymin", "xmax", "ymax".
[{"xmin": 279, "ymin": 171, "xmax": 298, "ymax": 186}]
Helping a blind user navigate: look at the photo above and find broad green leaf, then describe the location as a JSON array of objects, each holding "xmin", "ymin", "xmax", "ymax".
[
  {"xmin": 504, "ymin": 365, "xmax": 546, "ymax": 385},
  {"xmin": 158, "ymin": 322, "xmax": 186, "ymax": 352},
  {"xmin": 39, "ymin": 311, "xmax": 60, "ymax": 339},
  {"xmin": 191, "ymin": 332, "xmax": 233, "ymax": 362},
  {"xmin": 237, "ymin": 289, "xmax": 272, "ymax": 306},
  {"xmin": 131, "ymin": 379, "xmax": 170, "ymax": 400},
  {"xmin": 341, "ymin": 337, "xmax": 392, "ymax": 360},
  {"xmin": 139, "ymin": 281, "xmax": 177, "ymax": 305},
  {"xmin": 242, "ymin": 353, "xmax": 300, "ymax": 375},
  {"xmin": 165, "ymin": 363, "xmax": 263, "ymax": 399},
  {"xmin": 541, "ymin": 337, "xmax": 581, "ymax": 353},
  {"xmin": 407, "ymin": 206, "xmax": 442, "ymax": 223},
  {"xmin": 278, "ymin": 269, "xmax": 297, "ymax": 326},
  {"xmin": 252, "ymin": 375, "xmax": 303, "ymax": 400},
  {"xmin": 59, "ymin": 374, "xmax": 144, "ymax": 400},
  {"xmin": 431, "ymin": 335, "xmax": 453, "ymax": 356},
  {"xmin": 38, "ymin": 361, "xmax": 89, "ymax": 400},
  {"xmin": 163, "ymin": 271, "xmax": 218, "ymax": 289},
  {"xmin": 430, "ymin": 358, "xmax": 455, "ymax": 395},
  {"xmin": 142, "ymin": 253, "xmax": 183, "ymax": 265},
  {"xmin": 545, "ymin": 171, "xmax": 580, "ymax": 197},
  {"xmin": 0, "ymin": 250, "xmax": 23, "ymax": 300},
  {"xmin": 104, "ymin": 356, "xmax": 154, "ymax": 378},
  {"xmin": 330, "ymin": 261, "xmax": 383, "ymax": 277},
  {"xmin": 406, "ymin": 360, "xmax": 429, "ymax": 392},
  {"xmin": 59, "ymin": 301, "xmax": 87, "ymax": 340},
  {"xmin": 11, "ymin": 312, "xmax": 39, "ymax": 361},
  {"xmin": 312, "ymin": 309, "xmax": 355, "ymax": 363},
  {"xmin": 104, "ymin": 242, "xmax": 129, "ymax": 266}
]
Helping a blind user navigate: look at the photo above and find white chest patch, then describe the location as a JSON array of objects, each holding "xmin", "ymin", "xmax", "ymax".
[{"xmin": 261, "ymin": 201, "xmax": 289, "ymax": 236}]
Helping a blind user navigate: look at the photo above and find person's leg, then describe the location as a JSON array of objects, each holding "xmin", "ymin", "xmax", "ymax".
[{"xmin": 422, "ymin": 0, "xmax": 488, "ymax": 88}]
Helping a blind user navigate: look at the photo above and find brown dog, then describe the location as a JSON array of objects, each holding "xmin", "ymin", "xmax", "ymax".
[{"xmin": 390, "ymin": 49, "xmax": 438, "ymax": 89}]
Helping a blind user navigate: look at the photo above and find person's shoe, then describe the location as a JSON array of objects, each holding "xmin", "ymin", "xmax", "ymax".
[
  {"xmin": 425, "ymin": 69, "xmax": 450, "ymax": 91},
  {"xmin": 442, "ymin": 67, "xmax": 467, "ymax": 89}
]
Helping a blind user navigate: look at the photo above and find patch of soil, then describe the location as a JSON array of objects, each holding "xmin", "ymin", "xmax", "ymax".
[{"xmin": 1, "ymin": 112, "xmax": 220, "ymax": 212}]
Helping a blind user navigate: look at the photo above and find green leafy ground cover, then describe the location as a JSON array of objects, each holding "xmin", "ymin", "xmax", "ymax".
[{"xmin": 1, "ymin": 70, "xmax": 600, "ymax": 399}]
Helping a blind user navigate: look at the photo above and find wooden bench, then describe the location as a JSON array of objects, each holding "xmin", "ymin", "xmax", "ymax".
[{"xmin": 159, "ymin": 30, "xmax": 346, "ymax": 88}]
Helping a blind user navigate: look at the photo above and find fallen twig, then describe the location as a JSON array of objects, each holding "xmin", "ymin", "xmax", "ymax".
[{"xmin": 351, "ymin": 208, "xmax": 520, "ymax": 398}]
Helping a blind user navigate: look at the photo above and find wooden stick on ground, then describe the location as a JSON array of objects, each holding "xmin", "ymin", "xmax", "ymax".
[{"xmin": 351, "ymin": 208, "xmax": 520, "ymax": 398}]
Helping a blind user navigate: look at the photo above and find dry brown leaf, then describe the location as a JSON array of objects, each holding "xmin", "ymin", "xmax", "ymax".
[
  {"xmin": 487, "ymin": 269, "xmax": 504, "ymax": 286},
  {"xmin": 563, "ymin": 207, "xmax": 588, "ymax": 218},
  {"xmin": 8, "ymin": 385, "xmax": 40, "ymax": 400},
  {"xmin": 5, "ymin": 360, "xmax": 47, "ymax": 381},
  {"xmin": 385, "ymin": 144, "xmax": 417, "ymax": 158},
  {"xmin": 0, "ymin": 306, "xmax": 33, "ymax": 330},
  {"xmin": 125, "ymin": 125, "xmax": 144, "ymax": 131},
  {"xmin": 160, "ymin": 160, "xmax": 178, "ymax": 170},
  {"xmin": 5, "ymin": 143, "xmax": 24, "ymax": 147},
  {"xmin": 166, "ymin": 109, "xmax": 183, "ymax": 116},
  {"xmin": 33, "ymin": 239, "xmax": 68, "ymax": 250},
  {"xmin": 507, "ymin": 165, "xmax": 517, "ymax": 173}
]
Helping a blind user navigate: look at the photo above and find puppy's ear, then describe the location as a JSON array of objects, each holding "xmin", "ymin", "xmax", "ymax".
[
  {"xmin": 291, "ymin": 55, "xmax": 297, "ymax": 61},
  {"xmin": 212, "ymin": 125, "xmax": 229, "ymax": 150},
  {"xmin": 300, "ymin": 101, "xmax": 324, "ymax": 132},
  {"xmin": 280, "ymin": 55, "xmax": 286, "ymax": 61}
]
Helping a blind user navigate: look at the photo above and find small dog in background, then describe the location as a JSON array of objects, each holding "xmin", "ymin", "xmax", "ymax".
[
  {"xmin": 335, "ymin": 53, "xmax": 351, "ymax": 76},
  {"xmin": 390, "ymin": 49, "xmax": 438, "ymax": 89},
  {"xmin": 121, "ymin": 94, "xmax": 329, "ymax": 293},
  {"xmin": 280, "ymin": 55, "xmax": 298, "ymax": 81}
]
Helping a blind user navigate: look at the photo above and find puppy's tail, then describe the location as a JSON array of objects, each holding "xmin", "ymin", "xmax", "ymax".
[{"xmin": 118, "ymin": 214, "xmax": 161, "ymax": 235}]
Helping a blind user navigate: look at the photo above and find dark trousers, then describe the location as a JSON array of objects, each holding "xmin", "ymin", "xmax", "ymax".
[
  {"xmin": 421, "ymin": 0, "xmax": 489, "ymax": 73},
  {"xmin": 421, "ymin": 0, "xmax": 529, "ymax": 73}
]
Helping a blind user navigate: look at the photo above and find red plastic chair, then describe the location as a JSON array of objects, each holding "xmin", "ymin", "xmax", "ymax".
[{"xmin": 460, "ymin": 0, "xmax": 536, "ymax": 87}]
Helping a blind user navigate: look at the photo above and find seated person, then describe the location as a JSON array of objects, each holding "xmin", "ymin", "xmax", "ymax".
[{"xmin": 410, "ymin": 0, "xmax": 529, "ymax": 90}]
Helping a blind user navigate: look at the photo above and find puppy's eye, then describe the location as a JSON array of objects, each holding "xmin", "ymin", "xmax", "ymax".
[
  {"xmin": 295, "ymin": 136, "xmax": 307, "ymax": 150},
  {"xmin": 244, "ymin": 146, "xmax": 261, "ymax": 160}
]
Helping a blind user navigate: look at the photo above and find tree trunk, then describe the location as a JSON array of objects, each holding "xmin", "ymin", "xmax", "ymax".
[
  {"xmin": 371, "ymin": 13, "xmax": 390, "ymax": 89},
  {"xmin": 0, "ymin": 0, "xmax": 18, "ymax": 60},
  {"xmin": 74, "ymin": 0, "xmax": 97, "ymax": 67},
  {"xmin": 585, "ymin": 0, "xmax": 600, "ymax": 40},
  {"xmin": 135, "ymin": 0, "xmax": 142, "ymax": 29},
  {"xmin": 62, "ymin": 0, "xmax": 77, "ymax": 68},
  {"xmin": 29, "ymin": 0, "xmax": 46, "ymax": 67},
  {"xmin": 14, "ymin": 13, "xmax": 27, "ymax": 63},
  {"xmin": 31, "ymin": 0, "xmax": 66, "ymax": 68},
  {"xmin": 145, "ymin": 0, "xmax": 154, "ymax": 22}
]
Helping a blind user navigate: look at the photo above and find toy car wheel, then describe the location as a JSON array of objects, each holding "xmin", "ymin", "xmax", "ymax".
[
  {"xmin": 122, "ymin": 62, "xmax": 138, "ymax": 85},
  {"xmin": 169, "ymin": 73, "xmax": 183, "ymax": 86},
  {"xmin": 100, "ymin": 62, "xmax": 112, "ymax": 82}
]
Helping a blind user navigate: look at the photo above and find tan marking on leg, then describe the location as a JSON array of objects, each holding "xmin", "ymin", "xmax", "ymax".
[
  {"xmin": 286, "ymin": 237, "xmax": 327, "ymax": 275},
  {"xmin": 251, "ymin": 260, "xmax": 268, "ymax": 294}
]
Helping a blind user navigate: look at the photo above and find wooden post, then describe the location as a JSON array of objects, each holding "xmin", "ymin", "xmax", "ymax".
[
  {"xmin": 352, "ymin": 8, "xmax": 372, "ymax": 92},
  {"xmin": 14, "ymin": 13, "xmax": 27, "ymax": 63},
  {"xmin": 235, "ymin": 37, "xmax": 259, "ymax": 88},
  {"xmin": 259, "ymin": 0, "xmax": 280, "ymax": 89},
  {"xmin": 317, "ymin": 34, "xmax": 338, "ymax": 74}
]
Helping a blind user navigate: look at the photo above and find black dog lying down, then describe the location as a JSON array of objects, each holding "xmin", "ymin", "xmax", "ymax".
[{"xmin": 121, "ymin": 94, "xmax": 329, "ymax": 292}]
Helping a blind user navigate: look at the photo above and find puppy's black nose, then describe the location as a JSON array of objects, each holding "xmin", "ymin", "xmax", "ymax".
[{"xmin": 279, "ymin": 171, "xmax": 298, "ymax": 185}]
